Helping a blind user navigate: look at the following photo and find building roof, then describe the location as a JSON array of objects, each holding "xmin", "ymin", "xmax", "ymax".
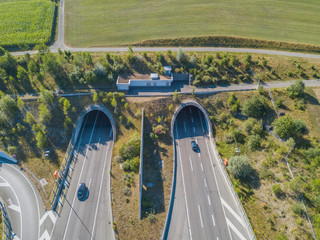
[
  {"xmin": 164, "ymin": 66, "xmax": 172, "ymax": 71},
  {"xmin": 118, "ymin": 73, "xmax": 172, "ymax": 84}
]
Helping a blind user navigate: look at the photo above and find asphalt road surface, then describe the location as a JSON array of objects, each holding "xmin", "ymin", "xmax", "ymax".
[
  {"xmin": 52, "ymin": 110, "xmax": 114, "ymax": 240},
  {"xmin": 167, "ymin": 106, "xmax": 251, "ymax": 240}
]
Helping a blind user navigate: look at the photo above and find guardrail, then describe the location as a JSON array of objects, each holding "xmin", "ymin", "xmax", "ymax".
[
  {"xmin": 49, "ymin": 139, "xmax": 75, "ymax": 214},
  {"xmin": 0, "ymin": 202, "xmax": 13, "ymax": 240},
  {"xmin": 210, "ymin": 141, "xmax": 256, "ymax": 239},
  {"xmin": 139, "ymin": 109, "xmax": 144, "ymax": 221}
]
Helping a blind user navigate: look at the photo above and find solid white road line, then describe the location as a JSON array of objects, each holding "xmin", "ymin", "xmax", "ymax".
[
  {"xmin": 189, "ymin": 157, "xmax": 193, "ymax": 172},
  {"xmin": 198, "ymin": 109, "xmax": 205, "ymax": 132},
  {"xmin": 207, "ymin": 195, "xmax": 211, "ymax": 206},
  {"xmin": 193, "ymin": 126, "xmax": 195, "ymax": 133},
  {"xmin": 184, "ymin": 121, "xmax": 187, "ymax": 132},
  {"xmin": 178, "ymin": 146, "xmax": 192, "ymax": 240},
  {"xmin": 198, "ymin": 205, "xmax": 203, "ymax": 228},
  {"xmin": 89, "ymin": 178, "xmax": 92, "ymax": 188},
  {"xmin": 8, "ymin": 164, "xmax": 41, "ymax": 239},
  {"xmin": 91, "ymin": 143, "xmax": 110, "ymax": 240},
  {"xmin": 226, "ymin": 218, "xmax": 247, "ymax": 240},
  {"xmin": 0, "ymin": 175, "xmax": 22, "ymax": 239},
  {"xmin": 221, "ymin": 198, "xmax": 245, "ymax": 227},
  {"xmin": 63, "ymin": 111, "xmax": 99, "ymax": 240},
  {"xmin": 205, "ymin": 139, "xmax": 233, "ymax": 239},
  {"xmin": 212, "ymin": 214, "xmax": 216, "ymax": 226}
]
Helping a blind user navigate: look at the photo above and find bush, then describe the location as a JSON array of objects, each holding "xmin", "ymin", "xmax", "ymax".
[
  {"xmin": 119, "ymin": 139, "xmax": 140, "ymax": 161},
  {"xmin": 114, "ymin": 155, "xmax": 123, "ymax": 163},
  {"xmin": 122, "ymin": 161, "xmax": 130, "ymax": 171},
  {"xmin": 287, "ymin": 80, "xmax": 305, "ymax": 99},
  {"xmin": 272, "ymin": 184, "xmax": 284, "ymax": 198},
  {"xmin": 123, "ymin": 187, "xmax": 131, "ymax": 196},
  {"xmin": 275, "ymin": 97, "xmax": 285, "ymax": 109},
  {"xmin": 227, "ymin": 156, "xmax": 253, "ymax": 180},
  {"xmin": 292, "ymin": 203, "xmax": 305, "ymax": 217},
  {"xmin": 242, "ymin": 95, "xmax": 270, "ymax": 118},
  {"xmin": 273, "ymin": 116, "xmax": 306, "ymax": 139},
  {"xmin": 248, "ymin": 134, "xmax": 261, "ymax": 151},
  {"xmin": 129, "ymin": 156, "xmax": 140, "ymax": 172},
  {"xmin": 244, "ymin": 118, "xmax": 263, "ymax": 136},
  {"xmin": 294, "ymin": 99, "xmax": 306, "ymax": 110},
  {"xmin": 176, "ymin": 48, "xmax": 187, "ymax": 63}
]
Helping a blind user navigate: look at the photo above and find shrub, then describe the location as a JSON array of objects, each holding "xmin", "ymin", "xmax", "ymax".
[
  {"xmin": 148, "ymin": 210, "xmax": 156, "ymax": 224},
  {"xmin": 227, "ymin": 156, "xmax": 253, "ymax": 180},
  {"xmin": 248, "ymin": 134, "xmax": 261, "ymax": 151},
  {"xmin": 129, "ymin": 156, "xmax": 140, "ymax": 172},
  {"xmin": 272, "ymin": 184, "xmax": 284, "ymax": 198},
  {"xmin": 123, "ymin": 187, "xmax": 131, "ymax": 196},
  {"xmin": 122, "ymin": 161, "xmax": 130, "ymax": 171},
  {"xmin": 292, "ymin": 203, "xmax": 304, "ymax": 217},
  {"xmin": 275, "ymin": 232, "xmax": 288, "ymax": 240},
  {"xmin": 287, "ymin": 80, "xmax": 305, "ymax": 99},
  {"xmin": 119, "ymin": 139, "xmax": 140, "ymax": 161},
  {"xmin": 244, "ymin": 118, "xmax": 263, "ymax": 136},
  {"xmin": 39, "ymin": 87, "xmax": 54, "ymax": 106},
  {"xmin": 94, "ymin": 63, "xmax": 106, "ymax": 77},
  {"xmin": 189, "ymin": 55, "xmax": 197, "ymax": 65},
  {"xmin": 242, "ymin": 95, "xmax": 270, "ymax": 118},
  {"xmin": 273, "ymin": 116, "xmax": 306, "ymax": 139},
  {"xmin": 275, "ymin": 97, "xmax": 285, "ymax": 109},
  {"xmin": 114, "ymin": 155, "xmax": 123, "ymax": 163},
  {"xmin": 294, "ymin": 99, "xmax": 306, "ymax": 110}
]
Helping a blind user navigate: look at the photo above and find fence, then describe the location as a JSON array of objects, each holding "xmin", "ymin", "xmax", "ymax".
[
  {"xmin": 210, "ymin": 140, "xmax": 256, "ymax": 240},
  {"xmin": 139, "ymin": 109, "xmax": 145, "ymax": 221},
  {"xmin": 0, "ymin": 202, "xmax": 13, "ymax": 240},
  {"xmin": 49, "ymin": 139, "xmax": 75, "ymax": 215}
]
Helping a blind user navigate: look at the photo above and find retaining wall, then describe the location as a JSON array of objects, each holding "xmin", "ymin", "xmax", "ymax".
[{"xmin": 139, "ymin": 109, "xmax": 144, "ymax": 221}]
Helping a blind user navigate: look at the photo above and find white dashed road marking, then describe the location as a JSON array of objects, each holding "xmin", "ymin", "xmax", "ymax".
[{"xmin": 198, "ymin": 205, "xmax": 203, "ymax": 228}]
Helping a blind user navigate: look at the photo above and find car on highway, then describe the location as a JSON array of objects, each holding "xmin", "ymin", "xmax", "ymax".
[
  {"xmin": 77, "ymin": 183, "xmax": 86, "ymax": 200},
  {"xmin": 191, "ymin": 140, "xmax": 198, "ymax": 152}
]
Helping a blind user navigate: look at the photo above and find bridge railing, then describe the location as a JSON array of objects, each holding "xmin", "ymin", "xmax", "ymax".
[
  {"xmin": 49, "ymin": 139, "xmax": 75, "ymax": 215},
  {"xmin": 0, "ymin": 201, "xmax": 13, "ymax": 240}
]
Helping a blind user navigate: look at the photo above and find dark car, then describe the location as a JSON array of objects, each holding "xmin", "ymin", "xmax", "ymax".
[
  {"xmin": 77, "ymin": 183, "xmax": 86, "ymax": 200},
  {"xmin": 191, "ymin": 141, "xmax": 198, "ymax": 152}
]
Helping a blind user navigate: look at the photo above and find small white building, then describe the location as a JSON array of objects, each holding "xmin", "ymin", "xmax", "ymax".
[
  {"xmin": 116, "ymin": 73, "xmax": 173, "ymax": 91},
  {"xmin": 164, "ymin": 66, "xmax": 172, "ymax": 75}
]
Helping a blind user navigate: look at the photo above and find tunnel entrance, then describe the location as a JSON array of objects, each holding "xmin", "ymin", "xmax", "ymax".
[{"xmin": 173, "ymin": 105, "xmax": 209, "ymax": 139}]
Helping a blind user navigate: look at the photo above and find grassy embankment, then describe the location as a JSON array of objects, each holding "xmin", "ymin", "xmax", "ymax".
[
  {"xmin": 195, "ymin": 86, "xmax": 320, "ymax": 239},
  {"xmin": 0, "ymin": 0, "xmax": 55, "ymax": 49},
  {"xmin": 65, "ymin": 0, "xmax": 320, "ymax": 50}
]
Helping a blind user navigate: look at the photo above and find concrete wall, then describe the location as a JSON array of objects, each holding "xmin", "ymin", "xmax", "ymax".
[
  {"xmin": 139, "ymin": 109, "xmax": 144, "ymax": 221},
  {"xmin": 116, "ymin": 79, "xmax": 173, "ymax": 90}
]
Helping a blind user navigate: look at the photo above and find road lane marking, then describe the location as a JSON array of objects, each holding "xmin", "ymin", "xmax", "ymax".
[
  {"xmin": 208, "ymin": 195, "xmax": 211, "ymax": 206},
  {"xmin": 184, "ymin": 121, "xmax": 187, "ymax": 133},
  {"xmin": 63, "ymin": 111, "xmax": 99, "ymax": 240},
  {"xmin": 189, "ymin": 157, "xmax": 193, "ymax": 172},
  {"xmin": 195, "ymin": 139, "xmax": 200, "ymax": 157},
  {"xmin": 200, "ymin": 163, "xmax": 204, "ymax": 172},
  {"xmin": 91, "ymin": 143, "xmax": 110, "ymax": 239},
  {"xmin": 0, "ymin": 176, "xmax": 22, "ymax": 239},
  {"xmin": 39, "ymin": 230, "xmax": 50, "ymax": 240},
  {"xmin": 8, "ymin": 204, "xmax": 20, "ymax": 213},
  {"xmin": 198, "ymin": 109, "xmax": 205, "ymax": 132},
  {"xmin": 221, "ymin": 198, "xmax": 245, "ymax": 227},
  {"xmin": 193, "ymin": 126, "xmax": 195, "ymax": 133},
  {"xmin": 226, "ymin": 218, "xmax": 247, "ymax": 240},
  {"xmin": 0, "ymin": 182, "xmax": 9, "ymax": 187},
  {"xmin": 212, "ymin": 214, "xmax": 216, "ymax": 226},
  {"xmin": 198, "ymin": 205, "xmax": 203, "ymax": 228},
  {"xmin": 204, "ymin": 179, "xmax": 207, "ymax": 188},
  {"xmin": 191, "ymin": 116, "xmax": 194, "ymax": 123},
  {"xmin": 178, "ymin": 146, "xmax": 192, "ymax": 240},
  {"xmin": 190, "ymin": 108, "xmax": 192, "ymax": 114},
  {"xmin": 205, "ymin": 139, "xmax": 233, "ymax": 239},
  {"xmin": 89, "ymin": 178, "xmax": 92, "ymax": 188}
]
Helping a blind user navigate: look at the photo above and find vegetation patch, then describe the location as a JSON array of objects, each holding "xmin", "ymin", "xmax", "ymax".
[
  {"xmin": 195, "ymin": 84, "xmax": 320, "ymax": 239},
  {"xmin": 0, "ymin": 0, "xmax": 55, "ymax": 49}
]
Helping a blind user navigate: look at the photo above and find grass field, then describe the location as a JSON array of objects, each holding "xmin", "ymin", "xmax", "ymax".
[
  {"xmin": 0, "ymin": 0, "xmax": 55, "ymax": 48},
  {"xmin": 65, "ymin": 0, "xmax": 320, "ymax": 47}
]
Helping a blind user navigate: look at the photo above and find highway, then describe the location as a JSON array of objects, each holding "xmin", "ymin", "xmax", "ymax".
[
  {"xmin": 52, "ymin": 110, "xmax": 114, "ymax": 240},
  {"xmin": 167, "ymin": 106, "xmax": 251, "ymax": 240}
]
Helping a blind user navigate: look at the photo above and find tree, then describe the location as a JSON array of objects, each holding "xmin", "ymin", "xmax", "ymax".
[
  {"xmin": 17, "ymin": 66, "xmax": 29, "ymax": 82},
  {"xmin": 173, "ymin": 90, "xmax": 179, "ymax": 102},
  {"xmin": 247, "ymin": 134, "xmax": 261, "ymax": 150},
  {"xmin": 287, "ymin": 80, "xmax": 305, "ymax": 99},
  {"xmin": 93, "ymin": 92, "xmax": 99, "ymax": 103},
  {"xmin": 39, "ymin": 103, "xmax": 51, "ymax": 123},
  {"xmin": 35, "ymin": 130, "xmax": 48, "ymax": 149},
  {"xmin": 24, "ymin": 111, "xmax": 35, "ymax": 124},
  {"xmin": 0, "ymin": 52, "xmax": 17, "ymax": 76},
  {"xmin": 27, "ymin": 59, "xmax": 38, "ymax": 75},
  {"xmin": 242, "ymin": 95, "xmax": 270, "ymax": 118},
  {"xmin": 227, "ymin": 155, "xmax": 253, "ymax": 180},
  {"xmin": 16, "ymin": 96, "xmax": 24, "ymax": 110},
  {"xmin": 39, "ymin": 87, "xmax": 54, "ymax": 106},
  {"xmin": 0, "ymin": 46, "xmax": 5, "ymax": 56},
  {"xmin": 0, "ymin": 95, "xmax": 17, "ymax": 119},
  {"xmin": 176, "ymin": 48, "xmax": 187, "ymax": 63},
  {"xmin": 189, "ymin": 55, "xmax": 197, "ymax": 65},
  {"xmin": 119, "ymin": 139, "xmax": 140, "ymax": 161},
  {"xmin": 273, "ymin": 116, "xmax": 306, "ymax": 140}
]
